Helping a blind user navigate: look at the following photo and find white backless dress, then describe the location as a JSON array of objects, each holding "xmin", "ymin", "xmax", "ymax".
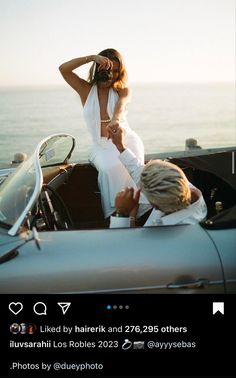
[{"xmin": 83, "ymin": 84, "xmax": 150, "ymax": 218}]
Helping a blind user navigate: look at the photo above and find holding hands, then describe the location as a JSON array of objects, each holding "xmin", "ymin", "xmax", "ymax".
[
  {"xmin": 107, "ymin": 125, "xmax": 126, "ymax": 153},
  {"xmin": 106, "ymin": 119, "xmax": 120, "ymax": 140}
]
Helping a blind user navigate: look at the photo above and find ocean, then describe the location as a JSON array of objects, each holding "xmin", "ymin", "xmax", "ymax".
[{"xmin": 0, "ymin": 83, "xmax": 235, "ymax": 167}]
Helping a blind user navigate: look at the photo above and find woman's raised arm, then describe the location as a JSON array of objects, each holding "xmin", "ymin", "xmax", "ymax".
[{"xmin": 59, "ymin": 56, "xmax": 96, "ymax": 101}]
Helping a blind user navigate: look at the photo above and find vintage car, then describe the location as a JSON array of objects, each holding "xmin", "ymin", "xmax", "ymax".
[{"xmin": 0, "ymin": 134, "xmax": 235, "ymax": 293}]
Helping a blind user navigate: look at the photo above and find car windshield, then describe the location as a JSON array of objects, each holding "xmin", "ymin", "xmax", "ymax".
[
  {"xmin": 0, "ymin": 155, "xmax": 37, "ymax": 228},
  {"xmin": 39, "ymin": 135, "xmax": 74, "ymax": 167},
  {"xmin": 0, "ymin": 134, "xmax": 75, "ymax": 235}
]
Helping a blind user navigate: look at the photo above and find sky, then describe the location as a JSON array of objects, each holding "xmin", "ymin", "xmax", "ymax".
[{"xmin": 0, "ymin": 0, "xmax": 235, "ymax": 86}]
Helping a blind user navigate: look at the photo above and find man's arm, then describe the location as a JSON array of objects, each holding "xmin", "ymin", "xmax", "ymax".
[{"xmin": 108, "ymin": 127, "xmax": 144, "ymax": 187}]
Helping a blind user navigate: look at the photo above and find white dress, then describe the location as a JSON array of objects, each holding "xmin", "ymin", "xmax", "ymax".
[{"xmin": 83, "ymin": 84, "xmax": 150, "ymax": 218}]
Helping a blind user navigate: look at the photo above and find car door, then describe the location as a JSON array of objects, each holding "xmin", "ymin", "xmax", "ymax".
[{"xmin": 0, "ymin": 223, "xmax": 225, "ymax": 294}]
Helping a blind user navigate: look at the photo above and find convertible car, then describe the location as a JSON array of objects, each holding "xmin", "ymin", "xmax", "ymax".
[{"xmin": 0, "ymin": 134, "xmax": 235, "ymax": 293}]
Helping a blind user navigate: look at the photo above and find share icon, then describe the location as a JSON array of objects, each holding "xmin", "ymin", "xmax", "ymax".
[{"xmin": 57, "ymin": 302, "xmax": 71, "ymax": 315}]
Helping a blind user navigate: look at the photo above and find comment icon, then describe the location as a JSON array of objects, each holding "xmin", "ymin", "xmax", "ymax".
[{"xmin": 33, "ymin": 302, "xmax": 47, "ymax": 315}]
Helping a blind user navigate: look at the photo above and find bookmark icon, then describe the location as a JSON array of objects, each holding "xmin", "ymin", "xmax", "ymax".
[
  {"xmin": 57, "ymin": 302, "xmax": 71, "ymax": 315},
  {"xmin": 212, "ymin": 302, "xmax": 224, "ymax": 315}
]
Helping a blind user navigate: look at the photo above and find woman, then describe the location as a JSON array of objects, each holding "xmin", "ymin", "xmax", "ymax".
[{"xmin": 59, "ymin": 48, "xmax": 150, "ymax": 218}]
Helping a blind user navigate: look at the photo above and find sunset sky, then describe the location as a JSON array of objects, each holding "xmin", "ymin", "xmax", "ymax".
[{"xmin": 0, "ymin": 0, "xmax": 235, "ymax": 86}]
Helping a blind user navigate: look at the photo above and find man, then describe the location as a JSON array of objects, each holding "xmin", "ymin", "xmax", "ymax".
[{"xmin": 108, "ymin": 126, "xmax": 207, "ymax": 228}]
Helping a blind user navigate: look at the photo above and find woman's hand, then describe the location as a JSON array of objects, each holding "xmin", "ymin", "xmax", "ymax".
[
  {"xmin": 106, "ymin": 119, "xmax": 120, "ymax": 139},
  {"xmin": 95, "ymin": 55, "xmax": 113, "ymax": 71}
]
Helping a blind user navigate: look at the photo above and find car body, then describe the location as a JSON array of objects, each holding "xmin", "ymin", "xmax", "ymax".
[{"xmin": 0, "ymin": 134, "xmax": 235, "ymax": 294}]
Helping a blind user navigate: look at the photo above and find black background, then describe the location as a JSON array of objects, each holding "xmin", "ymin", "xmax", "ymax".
[{"xmin": 1, "ymin": 294, "xmax": 235, "ymax": 378}]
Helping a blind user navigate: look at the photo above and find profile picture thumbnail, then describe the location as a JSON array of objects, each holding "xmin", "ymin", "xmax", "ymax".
[
  {"xmin": 19, "ymin": 323, "xmax": 28, "ymax": 334},
  {"xmin": 28, "ymin": 323, "xmax": 37, "ymax": 335},
  {"xmin": 10, "ymin": 323, "xmax": 20, "ymax": 334}
]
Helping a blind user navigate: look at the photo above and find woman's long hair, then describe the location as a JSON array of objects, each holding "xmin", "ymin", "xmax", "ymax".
[{"xmin": 88, "ymin": 48, "xmax": 127, "ymax": 90}]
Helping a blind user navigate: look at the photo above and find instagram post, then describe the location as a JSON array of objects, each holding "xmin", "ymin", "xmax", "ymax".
[{"xmin": 0, "ymin": 0, "xmax": 235, "ymax": 377}]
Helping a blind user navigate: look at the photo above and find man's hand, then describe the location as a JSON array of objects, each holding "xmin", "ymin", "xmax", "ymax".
[
  {"xmin": 115, "ymin": 187, "xmax": 140, "ymax": 217},
  {"xmin": 108, "ymin": 126, "xmax": 126, "ymax": 153}
]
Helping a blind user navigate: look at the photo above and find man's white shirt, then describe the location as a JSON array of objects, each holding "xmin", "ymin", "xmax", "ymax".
[{"xmin": 110, "ymin": 148, "xmax": 207, "ymax": 228}]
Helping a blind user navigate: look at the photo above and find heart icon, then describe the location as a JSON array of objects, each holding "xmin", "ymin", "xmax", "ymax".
[{"xmin": 9, "ymin": 302, "xmax": 23, "ymax": 315}]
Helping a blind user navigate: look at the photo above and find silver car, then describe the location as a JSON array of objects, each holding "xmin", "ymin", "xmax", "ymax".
[{"xmin": 0, "ymin": 134, "xmax": 235, "ymax": 293}]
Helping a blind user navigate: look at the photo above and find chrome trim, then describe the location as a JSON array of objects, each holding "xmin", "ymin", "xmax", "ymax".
[
  {"xmin": 8, "ymin": 149, "xmax": 42, "ymax": 236},
  {"xmin": 60, "ymin": 280, "xmax": 224, "ymax": 294}
]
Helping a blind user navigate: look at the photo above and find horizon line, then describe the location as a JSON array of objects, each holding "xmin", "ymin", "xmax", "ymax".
[{"xmin": 0, "ymin": 80, "xmax": 234, "ymax": 89}]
